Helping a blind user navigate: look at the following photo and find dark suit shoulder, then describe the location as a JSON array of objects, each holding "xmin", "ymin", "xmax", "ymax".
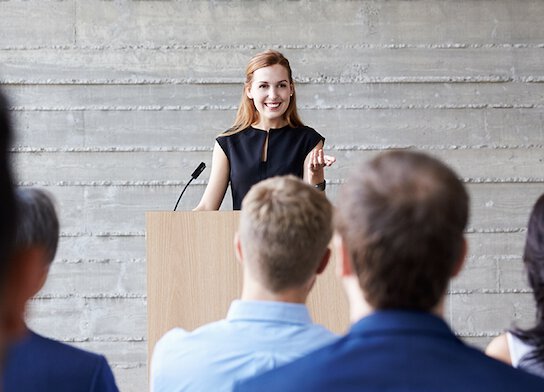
[{"xmin": 4, "ymin": 331, "xmax": 119, "ymax": 392}]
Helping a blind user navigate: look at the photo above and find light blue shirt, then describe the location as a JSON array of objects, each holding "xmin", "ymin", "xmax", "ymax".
[{"xmin": 151, "ymin": 300, "xmax": 337, "ymax": 392}]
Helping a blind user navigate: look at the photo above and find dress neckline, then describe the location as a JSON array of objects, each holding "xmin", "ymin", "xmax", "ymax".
[{"xmin": 250, "ymin": 124, "xmax": 290, "ymax": 132}]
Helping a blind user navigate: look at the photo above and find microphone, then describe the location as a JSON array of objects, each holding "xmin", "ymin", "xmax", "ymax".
[{"xmin": 173, "ymin": 162, "xmax": 206, "ymax": 211}]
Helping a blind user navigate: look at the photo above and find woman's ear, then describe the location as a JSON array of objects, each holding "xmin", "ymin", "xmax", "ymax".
[{"xmin": 246, "ymin": 86, "xmax": 253, "ymax": 100}]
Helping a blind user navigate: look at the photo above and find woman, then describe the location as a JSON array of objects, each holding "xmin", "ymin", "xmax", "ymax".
[
  {"xmin": 194, "ymin": 50, "xmax": 335, "ymax": 210},
  {"xmin": 486, "ymin": 194, "xmax": 544, "ymax": 378}
]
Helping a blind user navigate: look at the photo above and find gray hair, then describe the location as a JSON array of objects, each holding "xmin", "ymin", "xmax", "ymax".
[{"xmin": 14, "ymin": 188, "xmax": 59, "ymax": 264}]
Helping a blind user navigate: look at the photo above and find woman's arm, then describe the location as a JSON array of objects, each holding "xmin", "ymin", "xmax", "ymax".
[
  {"xmin": 303, "ymin": 140, "xmax": 336, "ymax": 186},
  {"xmin": 193, "ymin": 142, "xmax": 230, "ymax": 211},
  {"xmin": 485, "ymin": 333, "xmax": 512, "ymax": 365}
]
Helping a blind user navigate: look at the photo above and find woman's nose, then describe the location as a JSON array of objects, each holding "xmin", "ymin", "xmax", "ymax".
[{"xmin": 269, "ymin": 87, "xmax": 278, "ymax": 99}]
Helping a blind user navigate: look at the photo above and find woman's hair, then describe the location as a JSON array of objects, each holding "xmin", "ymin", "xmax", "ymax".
[
  {"xmin": 224, "ymin": 50, "xmax": 304, "ymax": 136},
  {"xmin": 512, "ymin": 194, "xmax": 544, "ymax": 367}
]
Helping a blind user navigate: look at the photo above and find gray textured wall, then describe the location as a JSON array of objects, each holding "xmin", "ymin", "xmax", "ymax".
[{"xmin": 1, "ymin": 1, "xmax": 544, "ymax": 390}]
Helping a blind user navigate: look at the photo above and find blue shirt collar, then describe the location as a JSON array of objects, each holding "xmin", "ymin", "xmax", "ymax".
[{"xmin": 226, "ymin": 300, "xmax": 313, "ymax": 325}]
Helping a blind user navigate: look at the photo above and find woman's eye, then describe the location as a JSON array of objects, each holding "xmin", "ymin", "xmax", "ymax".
[
  {"xmin": 259, "ymin": 84, "xmax": 267, "ymax": 89},
  {"xmin": 279, "ymin": 83, "xmax": 287, "ymax": 88}
]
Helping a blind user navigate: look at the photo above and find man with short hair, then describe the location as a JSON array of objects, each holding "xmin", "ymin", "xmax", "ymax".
[
  {"xmin": 151, "ymin": 175, "xmax": 337, "ymax": 391},
  {"xmin": 236, "ymin": 151, "xmax": 544, "ymax": 391},
  {"xmin": 3, "ymin": 188, "xmax": 119, "ymax": 392}
]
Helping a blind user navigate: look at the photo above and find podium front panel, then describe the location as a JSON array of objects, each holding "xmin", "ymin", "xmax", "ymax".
[{"xmin": 146, "ymin": 211, "xmax": 349, "ymax": 358}]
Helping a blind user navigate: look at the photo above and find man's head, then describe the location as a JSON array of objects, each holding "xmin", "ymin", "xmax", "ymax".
[
  {"xmin": 238, "ymin": 175, "xmax": 333, "ymax": 294},
  {"xmin": 5, "ymin": 188, "xmax": 60, "ymax": 338},
  {"xmin": 335, "ymin": 150, "xmax": 469, "ymax": 312},
  {"xmin": 14, "ymin": 187, "xmax": 60, "ymax": 269}
]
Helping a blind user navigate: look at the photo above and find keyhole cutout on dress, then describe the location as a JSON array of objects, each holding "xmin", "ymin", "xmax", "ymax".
[{"xmin": 261, "ymin": 132, "xmax": 270, "ymax": 162}]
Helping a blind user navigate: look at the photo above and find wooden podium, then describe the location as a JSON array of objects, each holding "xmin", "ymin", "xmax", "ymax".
[{"xmin": 146, "ymin": 211, "xmax": 350, "ymax": 357}]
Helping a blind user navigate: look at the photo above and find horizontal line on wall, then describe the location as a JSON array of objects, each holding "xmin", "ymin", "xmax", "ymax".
[
  {"xmin": 3, "ymin": 76, "xmax": 533, "ymax": 85},
  {"xmin": 55, "ymin": 229, "xmax": 527, "ymax": 238},
  {"xmin": 448, "ymin": 288, "xmax": 533, "ymax": 294},
  {"xmin": 53, "ymin": 336, "xmax": 146, "ymax": 344},
  {"xmin": 32, "ymin": 293, "xmax": 147, "ymax": 300},
  {"xmin": 455, "ymin": 332, "xmax": 500, "ymax": 338},
  {"xmin": 465, "ymin": 228, "xmax": 527, "ymax": 234},
  {"xmin": 465, "ymin": 255, "xmax": 521, "ymax": 262},
  {"xmin": 9, "ymin": 103, "xmax": 544, "ymax": 111},
  {"xmin": 11, "ymin": 144, "xmax": 544, "ymax": 153},
  {"xmin": 56, "ymin": 258, "xmax": 145, "ymax": 264},
  {"xmin": 110, "ymin": 362, "xmax": 146, "ymax": 370},
  {"xmin": 2, "ymin": 43, "xmax": 544, "ymax": 51},
  {"xmin": 17, "ymin": 178, "xmax": 544, "ymax": 187},
  {"xmin": 59, "ymin": 231, "xmax": 145, "ymax": 238}
]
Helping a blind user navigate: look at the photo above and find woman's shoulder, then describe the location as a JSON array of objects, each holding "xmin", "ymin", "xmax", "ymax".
[
  {"xmin": 216, "ymin": 126, "xmax": 253, "ymax": 140},
  {"xmin": 287, "ymin": 124, "xmax": 321, "ymax": 136},
  {"xmin": 485, "ymin": 333, "xmax": 512, "ymax": 365},
  {"xmin": 289, "ymin": 125, "xmax": 324, "ymax": 143}
]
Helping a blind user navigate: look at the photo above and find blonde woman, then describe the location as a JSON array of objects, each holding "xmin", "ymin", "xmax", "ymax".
[{"xmin": 194, "ymin": 50, "xmax": 335, "ymax": 210}]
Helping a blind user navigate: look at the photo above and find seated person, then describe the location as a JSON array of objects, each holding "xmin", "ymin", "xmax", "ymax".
[
  {"xmin": 3, "ymin": 188, "xmax": 119, "ymax": 392},
  {"xmin": 235, "ymin": 151, "xmax": 544, "ymax": 391},
  {"xmin": 151, "ymin": 175, "xmax": 337, "ymax": 391},
  {"xmin": 0, "ymin": 89, "xmax": 23, "ymax": 360},
  {"xmin": 486, "ymin": 193, "xmax": 544, "ymax": 377}
]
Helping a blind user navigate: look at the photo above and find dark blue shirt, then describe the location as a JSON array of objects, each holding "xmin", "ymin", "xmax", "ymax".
[
  {"xmin": 235, "ymin": 310, "xmax": 544, "ymax": 392},
  {"xmin": 217, "ymin": 125, "xmax": 324, "ymax": 210},
  {"xmin": 3, "ymin": 330, "xmax": 119, "ymax": 392}
]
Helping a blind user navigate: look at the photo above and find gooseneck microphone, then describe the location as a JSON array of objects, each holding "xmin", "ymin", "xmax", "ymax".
[{"xmin": 173, "ymin": 162, "xmax": 206, "ymax": 211}]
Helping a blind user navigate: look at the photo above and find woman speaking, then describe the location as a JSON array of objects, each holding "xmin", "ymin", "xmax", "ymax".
[{"xmin": 194, "ymin": 50, "xmax": 335, "ymax": 210}]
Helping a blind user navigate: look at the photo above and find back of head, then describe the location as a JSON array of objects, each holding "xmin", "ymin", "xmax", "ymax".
[
  {"xmin": 510, "ymin": 193, "xmax": 544, "ymax": 369},
  {"xmin": 14, "ymin": 188, "xmax": 60, "ymax": 265},
  {"xmin": 335, "ymin": 150, "xmax": 469, "ymax": 311},
  {"xmin": 523, "ymin": 194, "xmax": 544, "ymax": 319},
  {"xmin": 239, "ymin": 175, "xmax": 332, "ymax": 293}
]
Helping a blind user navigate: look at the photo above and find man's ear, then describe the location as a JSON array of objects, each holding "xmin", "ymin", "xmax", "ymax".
[
  {"xmin": 234, "ymin": 232, "xmax": 243, "ymax": 264},
  {"xmin": 315, "ymin": 248, "xmax": 331, "ymax": 275},
  {"xmin": 1, "ymin": 247, "xmax": 47, "ymax": 339},
  {"xmin": 334, "ymin": 234, "xmax": 354, "ymax": 278},
  {"xmin": 451, "ymin": 237, "xmax": 468, "ymax": 278}
]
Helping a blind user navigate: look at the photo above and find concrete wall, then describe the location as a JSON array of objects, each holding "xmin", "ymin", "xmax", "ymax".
[{"xmin": 1, "ymin": 0, "xmax": 543, "ymax": 390}]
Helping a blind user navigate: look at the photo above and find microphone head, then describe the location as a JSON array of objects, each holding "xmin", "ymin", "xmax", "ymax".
[{"xmin": 191, "ymin": 162, "xmax": 206, "ymax": 179}]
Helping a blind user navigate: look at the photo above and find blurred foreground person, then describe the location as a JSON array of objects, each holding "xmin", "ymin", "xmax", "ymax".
[
  {"xmin": 3, "ymin": 188, "xmax": 119, "ymax": 392},
  {"xmin": 487, "ymin": 194, "xmax": 544, "ymax": 378}
]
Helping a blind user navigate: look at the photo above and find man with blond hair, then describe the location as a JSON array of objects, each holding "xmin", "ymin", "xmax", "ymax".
[{"xmin": 151, "ymin": 175, "xmax": 337, "ymax": 391}]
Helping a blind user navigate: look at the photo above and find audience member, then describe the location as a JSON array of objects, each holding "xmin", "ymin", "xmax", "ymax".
[
  {"xmin": 0, "ymin": 90, "xmax": 24, "ymax": 364},
  {"xmin": 151, "ymin": 175, "xmax": 337, "ymax": 391},
  {"xmin": 486, "ymin": 193, "xmax": 544, "ymax": 377},
  {"xmin": 2, "ymin": 188, "xmax": 119, "ymax": 392},
  {"xmin": 235, "ymin": 151, "xmax": 544, "ymax": 391}
]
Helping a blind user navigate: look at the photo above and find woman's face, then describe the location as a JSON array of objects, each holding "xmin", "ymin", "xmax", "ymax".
[{"xmin": 246, "ymin": 64, "xmax": 294, "ymax": 129}]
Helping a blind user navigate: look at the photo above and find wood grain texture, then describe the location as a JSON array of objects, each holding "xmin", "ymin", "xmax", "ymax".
[{"xmin": 146, "ymin": 211, "xmax": 349, "ymax": 357}]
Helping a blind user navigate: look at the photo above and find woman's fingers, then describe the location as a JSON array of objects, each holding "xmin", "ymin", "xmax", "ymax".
[
  {"xmin": 324, "ymin": 155, "xmax": 336, "ymax": 166},
  {"xmin": 308, "ymin": 150, "xmax": 336, "ymax": 171}
]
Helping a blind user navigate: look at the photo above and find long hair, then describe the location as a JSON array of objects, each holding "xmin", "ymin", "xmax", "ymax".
[
  {"xmin": 512, "ymin": 194, "xmax": 544, "ymax": 367},
  {"xmin": 224, "ymin": 50, "xmax": 304, "ymax": 136}
]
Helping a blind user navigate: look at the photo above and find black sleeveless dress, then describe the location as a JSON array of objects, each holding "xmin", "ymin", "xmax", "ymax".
[{"xmin": 216, "ymin": 125, "xmax": 324, "ymax": 210}]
